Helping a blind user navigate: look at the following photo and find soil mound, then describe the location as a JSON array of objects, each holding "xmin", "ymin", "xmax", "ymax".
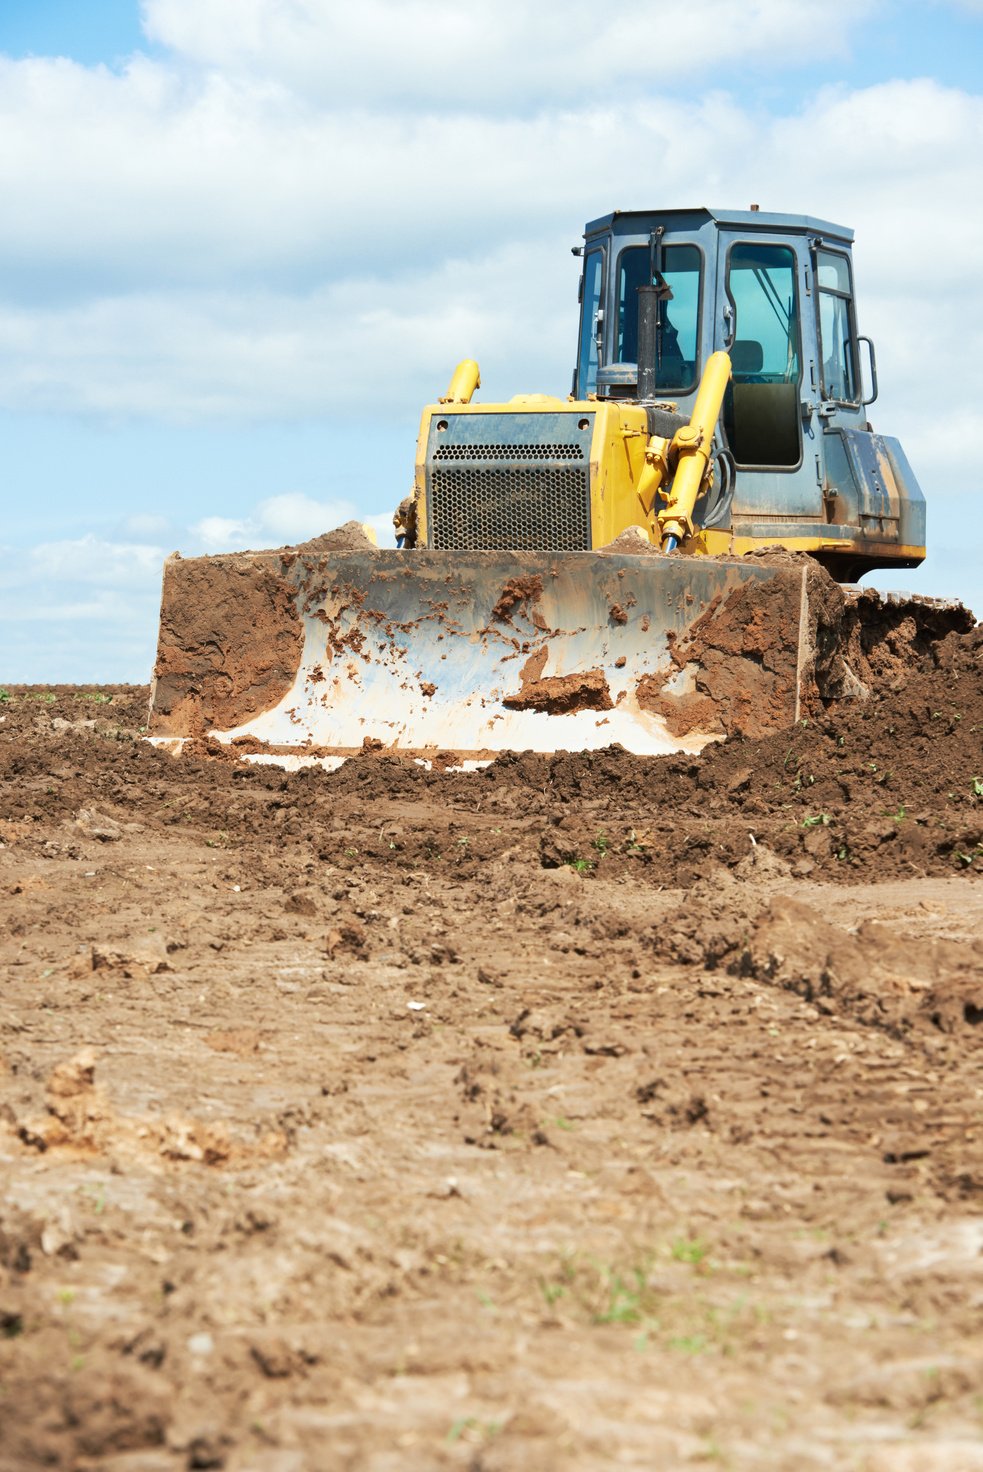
[{"xmin": 294, "ymin": 519, "xmax": 378, "ymax": 554}]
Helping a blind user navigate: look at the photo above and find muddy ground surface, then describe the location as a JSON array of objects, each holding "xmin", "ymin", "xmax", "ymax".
[{"xmin": 1, "ymin": 628, "xmax": 982, "ymax": 1471}]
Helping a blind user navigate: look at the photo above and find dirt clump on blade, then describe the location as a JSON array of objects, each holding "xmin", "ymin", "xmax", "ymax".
[
  {"xmin": 294, "ymin": 520, "xmax": 378, "ymax": 555},
  {"xmin": 148, "ymin": 521, "xmax": 378, "ymax": 742},
  {"xmin": 151, "ymin": 553, "xmax": 304, "ymax": 738},
  {"xmin": 597, "ymin": 526, "xmax": 662, "ymax": 555},
  {"xmin": 1, "ymin": 610, "xmax": 981, "ymax": 1470},
  {"xmin": 503, "ymin": 667, "xmax": 613, "ymax": 714}
]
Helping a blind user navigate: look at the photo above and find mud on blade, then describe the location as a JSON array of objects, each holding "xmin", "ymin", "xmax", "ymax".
[{"xmin": 148, "ymin": 547, "xmax": 824, "ymax": 761}]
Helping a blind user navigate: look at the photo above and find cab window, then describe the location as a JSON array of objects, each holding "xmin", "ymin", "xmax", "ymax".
[
  {"xmin": 576, "ymin": 249, "xmax": 603, "ymax": 396},
  {"xmin": 817, "ymin": 249, "xmax": 857, "ymax": 401},
  {"xmin": 616, "ymin": 244, "xmax": 701, "ymax": 392},
  {"xmin": 723, "ymin": 243, "xmax": 801, "ymax": 468}
]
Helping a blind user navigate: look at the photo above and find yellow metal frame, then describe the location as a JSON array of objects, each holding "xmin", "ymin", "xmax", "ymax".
[
  {"xmin": 414, "ymin": 396, "xmax": 656, "ymax": 549},
  {"xmin": 408, "ymin": 360, "xmax": 926, "ymax": 566}
]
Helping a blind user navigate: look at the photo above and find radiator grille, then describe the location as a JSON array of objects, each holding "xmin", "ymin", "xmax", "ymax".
[
  {"xmin": 430, "ymin": 464, "xmax": 592, "ymax": 551},
  {"xmin": 433, "ymin": 442, "xmax": 584, "ymax": 463}
]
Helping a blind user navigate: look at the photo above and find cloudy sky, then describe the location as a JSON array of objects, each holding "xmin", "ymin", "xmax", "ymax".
[{"xmin": 1, "ymin": 0, "xmax": 982, "ymax": 682}]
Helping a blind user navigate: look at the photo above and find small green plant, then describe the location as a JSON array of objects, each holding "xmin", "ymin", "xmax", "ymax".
[
  {"xmin": 671, "ymin": 1236, "xmax": 711, "ymax": 1267},
  {"xmin": 74, "ymin": 691, "xmax": 111, "ymax": 704},
  {"xmin": 694, "ymin": 1436, "xmax": 727, "ymax": 1463},
  {"xmin": 446, "ymin": 1417, "xmax": 501, "ymax": 1444},
  {"xmin": 972, "ymin": 777, "xmax": 983, "ymax": 798},
  {"xmin": 538, "ymin": 1256, "xmax": 657, "ymax": 1326},
  {"xmin": 668, "ymin": 1332, "xmax": 709, "ymax": 1355},
  {"xmin": 79, "ymin": 1183, "xmax": 106, "ymax": 1215},
  {"xmin": 595, "ymin": 1267, "xmax": 651, "ymax": 1325},
  {"xmin": 884, "ymin": 804, "xmax": 907, "ymax": 823},
  {"xmin": 801, "ymin": 813, "xmax": 830, "ymax": 828},
  {"xmin": 345, "ymin": 848, "xmax": 359, "ymax": 858},
  {"xmin": 592, "ymin": 833, "xmax": 610, "ymax": 856},
  {"xmin": 569, "ymin": 857, "xmax": 594, "ymax": 874},
  {"xmin": 0, "ymin": 688, "xmax": 10, "ymax": 704}
]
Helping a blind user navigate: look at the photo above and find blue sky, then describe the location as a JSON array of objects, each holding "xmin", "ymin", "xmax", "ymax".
[{"xmin": 1, "ymin": 0, "xmax": 982, "ymax": 682}]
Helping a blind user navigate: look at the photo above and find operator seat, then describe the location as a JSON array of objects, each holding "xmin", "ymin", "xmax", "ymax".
[
  {"xmin": 723, "ymin": 338, "xmax": 799, "ymax": 467},
  {"xmin": 730, "ymin": 339, "xmax": 764, "ymax": 379}
]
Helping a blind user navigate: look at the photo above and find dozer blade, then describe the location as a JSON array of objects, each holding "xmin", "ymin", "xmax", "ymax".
[{"xmin": 148, "ymin": 546, "xmax": 823, "ymax": 765}]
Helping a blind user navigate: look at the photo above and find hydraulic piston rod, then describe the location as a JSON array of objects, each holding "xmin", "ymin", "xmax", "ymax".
[{"xmin": 657, "ymin": 349, "xmax": 731, "ymax": 550}]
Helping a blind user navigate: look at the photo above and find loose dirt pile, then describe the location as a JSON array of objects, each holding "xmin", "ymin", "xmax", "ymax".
[{"xmin": 1, "ymin": 623, "xmax": 981, "ymax": 1471}]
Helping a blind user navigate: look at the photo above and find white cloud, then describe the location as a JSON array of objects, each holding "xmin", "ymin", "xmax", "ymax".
[
  {"xmin": 189, "ymin": 492, "xmax": 390, "ymax": 551},
  {"xmin": 141, "ymin": 0, "xmax": 878, "ymax": 108},
  {"xmin": 6, "ymin": 534, "xmax": 168, "ymax": 589},
  {"xmin": 0, "ymin": 72, "xmax": 979, "ymax": 441},
  {"xmin": 192, "ymin": 515, "xmax": 252, "ymax": 548},
  {"xmin": 0, "ymin": 3, "xmax": 980, "ymax": 680},
  {"xmin": 256, "ymin": 492, "xmax": 355, "ymax": 540},
  {"xmin": 0, "ymin": 536, "xmax": 167, "ymax": 681}
]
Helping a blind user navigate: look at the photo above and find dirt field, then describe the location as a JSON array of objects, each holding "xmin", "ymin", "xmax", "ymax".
[{"xmin": 1, "ymin": 619, "xmax": 981, "ymax": 1471}]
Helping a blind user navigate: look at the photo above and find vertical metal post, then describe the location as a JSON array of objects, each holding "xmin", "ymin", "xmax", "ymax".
[{"xmin": 636, "ymin": 285, "xmax": 661, "ymax": 401}]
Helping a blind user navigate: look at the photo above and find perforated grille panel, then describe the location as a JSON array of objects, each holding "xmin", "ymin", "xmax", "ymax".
[{"xmin": 426, "ymin": 413, "xmax": 594, "ymax": 551}]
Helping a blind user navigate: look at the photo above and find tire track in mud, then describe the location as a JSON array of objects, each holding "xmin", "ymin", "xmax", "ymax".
[{"xmin": 0, "ymin": 674, "xmax": 981, "ymax": 1471}]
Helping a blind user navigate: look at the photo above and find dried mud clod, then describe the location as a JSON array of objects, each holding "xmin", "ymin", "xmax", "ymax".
[
  {"xmin": 9, "ymin": 1050, "xmax": 288, "ymax": 1167},
  {"xmin": 650, "ymin": 890, "xmax": 982, "ymax": 1038},
  {"xmin": 491, "ymin": 574, "xmax": 546, "ymax": 627},
  {"xmin": 503, "ymin": 668, "xmax": 614, "ymax": 715}
]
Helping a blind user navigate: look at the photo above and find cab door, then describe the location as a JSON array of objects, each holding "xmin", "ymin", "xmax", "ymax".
[{"xmin": 714, "ymin": 231, "xmax": 822, "ymax": 520}]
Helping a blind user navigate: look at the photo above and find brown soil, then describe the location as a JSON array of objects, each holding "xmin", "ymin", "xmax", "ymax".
[
  {"xmin": 1, "ymin": 637, "xmax": 982, "ymax": 1471},
  {"xmin": 503, "ymin": 669, "xmax": 614, "ymax": 715},
  {"xmin": 293, "ymin": 521, "xmax": 379, "ymax": 556},
  {"xmin": 151, "ymin": 555, "xmax": 304, "ymax": 736},
  {"xmin": 491, "ymin": 576, "xmax": 547, "ymax": 628}
]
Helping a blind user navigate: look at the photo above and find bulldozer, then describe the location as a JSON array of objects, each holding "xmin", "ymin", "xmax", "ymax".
[{"xmin": 148, "ymin": 207, "xmax": 932, "ymax": 766}]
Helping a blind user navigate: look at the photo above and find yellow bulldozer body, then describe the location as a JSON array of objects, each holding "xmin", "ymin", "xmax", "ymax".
[{"xmin": 147, "ymin": 206, "xmax": 931, "ymax": 765}]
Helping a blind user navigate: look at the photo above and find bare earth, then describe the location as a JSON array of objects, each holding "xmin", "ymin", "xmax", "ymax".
[{"xmin": 1, "ymin": 637, "xmax": 981, "ymax": 1471}]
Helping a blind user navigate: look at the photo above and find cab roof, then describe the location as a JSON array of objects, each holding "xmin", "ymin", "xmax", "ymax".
[{"xmin": 583, "ymin": 207, "xmax": 854, "ymax": 245}]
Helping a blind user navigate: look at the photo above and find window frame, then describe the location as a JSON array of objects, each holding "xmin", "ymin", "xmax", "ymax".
[
  {"xmin": 614, "ymin": 240, "xmax": 704, "ymax": 395},
  {"xmin": 722, "ymin": 238, "xmax": 805, "ymax": 473},
  {"xmin": 575, "ymin": 246, "xmax": 606, "ymax": 399},
  {"xmin": 813, "ymin": 246, "xmax": 861, "ymax": 406}
]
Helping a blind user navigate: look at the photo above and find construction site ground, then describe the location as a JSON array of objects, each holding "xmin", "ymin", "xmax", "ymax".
[{"xmin": 1, "ymin": 629, "xmax": 981, "ymax": 1471}]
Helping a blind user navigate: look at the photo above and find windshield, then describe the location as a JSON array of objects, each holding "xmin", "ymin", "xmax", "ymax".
[{"xmin": 617, "ymin": 243, "xmax": 701, "ymax": 392}]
